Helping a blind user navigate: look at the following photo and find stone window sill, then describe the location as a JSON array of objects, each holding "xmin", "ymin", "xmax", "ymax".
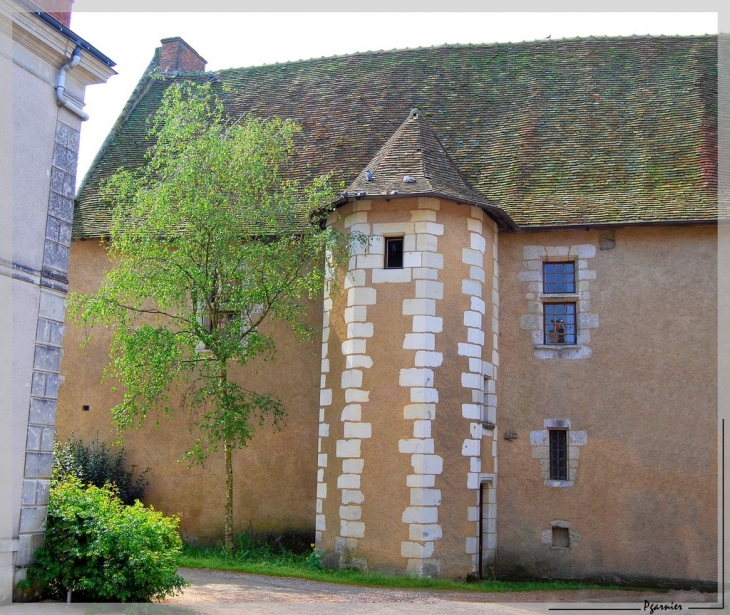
[
  {"xmin": 533, "ymin": 344, "xmax": 579, "ymax": 350},
  {"xmin": 545, "ymin": 479, "xmax": 574, "ymax": 488},
  {"xmin": 539, "ymin": 293, "xmax": 579, "ymax": 301}
]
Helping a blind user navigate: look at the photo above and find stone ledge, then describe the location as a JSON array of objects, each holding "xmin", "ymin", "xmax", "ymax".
[
  {"xmin": 539, "ymin": 293, "xmax": 580, "ymax": 301},
  {"xmin": 545, "ymin": 479, "xmax": 574, "ymax": 488}
]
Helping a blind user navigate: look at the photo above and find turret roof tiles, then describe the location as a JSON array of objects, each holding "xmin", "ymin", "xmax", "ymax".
[{"xmin": 340, "ymin": 108, "xmax": 516, "ymax": 229}]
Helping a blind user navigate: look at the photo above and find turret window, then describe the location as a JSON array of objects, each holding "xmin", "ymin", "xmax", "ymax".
[{"xmin": 385, "ymin": 237, "xmax": 404, "ymax": 269}]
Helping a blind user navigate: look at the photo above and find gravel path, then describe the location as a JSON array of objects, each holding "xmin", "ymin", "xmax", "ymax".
[
  {"xmin": 158, "ymin": 567, "xmax": 720, "ymax": 615},
  {"xmin": 0, "ymin": 568, "xmax": 717, "ymax": 615}
]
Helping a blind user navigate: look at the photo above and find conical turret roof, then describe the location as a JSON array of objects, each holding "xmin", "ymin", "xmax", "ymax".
[{"xmin": 339, "ymin": 109, "xmax": 515, "ymax": 229}]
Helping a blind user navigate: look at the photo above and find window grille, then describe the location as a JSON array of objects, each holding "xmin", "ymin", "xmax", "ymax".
[
  {"xmin": 543, "ymin": 261, "xmax": 575, "ymax": 293},
  {"xmin": 544, "ymin": 303, "xmax": 576, "ymax": 345},
  {"xmin": 549, "ymin": 429, "xmax": 568, "ymax": 480}
]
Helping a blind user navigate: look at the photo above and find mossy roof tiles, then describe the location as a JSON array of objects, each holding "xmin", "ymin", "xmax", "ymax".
[{"xmin": 74, "ymin": 35, "xmax": 718, "ymax": 239}]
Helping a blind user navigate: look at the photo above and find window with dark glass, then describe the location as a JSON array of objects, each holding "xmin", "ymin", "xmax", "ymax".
[
  {"xmin": 544, "ymin": 303, "xmax": 576, "ymax": 345},
  {"xmin": 543, "ymin": 262, "xmax": 575, "ymax": 293},
  {"xmin": 549, "ymin": 429, "xmax": 568, "ymax": 480},
  {"xmin": 385, "ymin": 237, "xmax": 404, "ymax": 269}
]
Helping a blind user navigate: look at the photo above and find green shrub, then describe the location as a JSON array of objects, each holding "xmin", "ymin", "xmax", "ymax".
[
  {"xmin": 20, "ymin": 478, "xmax": 187, "ymax": 602},
  {"xmin": 53, "ymin": 434, "xmax": 149, "ymax": 505},
  {"xmin": 305, "ymin": 545, "xmax": 325, "ymax": 570}
]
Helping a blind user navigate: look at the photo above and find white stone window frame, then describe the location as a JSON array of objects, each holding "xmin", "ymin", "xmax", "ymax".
[
  {"xmin": 539, "ymin": 256, "xmax": 579, "ymax": 349},
  {"xmin": 541, "ymin": 519, "xmax": 581, "ymax": 550},
  {"xmin": 519, "ymin": 245, "xmax": 598, "ymax": 360},
  {"xmin": 530, "ymin": 419, "xmax": 587, "ymax": 488}
]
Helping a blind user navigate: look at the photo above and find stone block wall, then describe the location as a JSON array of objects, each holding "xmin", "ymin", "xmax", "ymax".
[{"xmin": 14, "ymin": 119, "xmax": 79, "ymax": 591}]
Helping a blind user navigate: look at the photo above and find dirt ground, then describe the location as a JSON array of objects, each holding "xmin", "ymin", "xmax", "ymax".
[{"xmin": 159, "ymin": 567, "xmax": 720, "ymax": 615}]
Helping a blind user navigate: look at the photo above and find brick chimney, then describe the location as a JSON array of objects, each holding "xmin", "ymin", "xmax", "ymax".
[
  {"xmin": 37, "ymin": 0, "xmax": 73, "ymax": 27},
  {"xmin": 159, "ymin": 37, "xmax": 207, "ymax": 74}
]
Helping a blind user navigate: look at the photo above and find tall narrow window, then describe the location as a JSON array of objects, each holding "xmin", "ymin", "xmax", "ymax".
[
  {"xmin": 549, "ymin": 429, "xmax": 568, "ymax": 480},
  {"xmin": 385, "ymin": 237, "xmax": 404, "ymax": 269},
  {"xmin": 542, "ymin": 261, "xmax": 577, "ymax": 345}
]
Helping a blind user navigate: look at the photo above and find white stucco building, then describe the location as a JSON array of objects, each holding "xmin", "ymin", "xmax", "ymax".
[{"xmin": 0, "ymin": 0, "xmax": 114, "ymax": 602}]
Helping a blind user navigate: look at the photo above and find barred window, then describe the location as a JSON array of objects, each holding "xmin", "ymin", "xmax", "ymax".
[
  {"xmin": 543, "ymin": 262, "xmax": 575, "ymax": 293},
  {"xmin": 544, "ymin": 303, "xmax": 576, "ymax": 345},
  {"xmin": 549, "ymin": 430, "xmax": 568, "ymax": 480}
]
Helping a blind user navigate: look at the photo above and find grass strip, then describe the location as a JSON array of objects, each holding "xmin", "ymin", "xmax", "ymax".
[{"xmin": 178, "ymin": 548, "xmax": 622, "ymax": 594}]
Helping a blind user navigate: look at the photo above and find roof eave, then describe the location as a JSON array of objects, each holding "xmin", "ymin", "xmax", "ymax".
[
  {"xmin": 332, "ymin": 191, "xmax": 518, "ymax": 231},
  {"xmin": 516, "ymin": 218, "xmax": 719, "ymax": 232}
]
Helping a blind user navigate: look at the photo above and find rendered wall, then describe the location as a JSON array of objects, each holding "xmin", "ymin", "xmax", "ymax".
[
  {"xmin": 497, "ymin": 226, "xmax": 718, "ymax": 586},
  {"xmin": 58, "ymin": 218, "xmax": 719, "ymax": 585},
  {"xmin": 56, "ymin": 240, "xmax": 323, "ymax": 542}
]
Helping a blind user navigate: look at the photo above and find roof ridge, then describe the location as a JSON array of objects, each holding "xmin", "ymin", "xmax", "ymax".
[{"xmin": 212, "ymin": 33, "xmax": 717, "ymax": 74}]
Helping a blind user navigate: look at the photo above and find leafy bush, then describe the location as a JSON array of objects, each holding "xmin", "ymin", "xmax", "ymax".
[
  {"xmin": 305, "ymin": 545, "xmax": 325, "ymax": 570},
  {"xmin": 53, "ymin": 434, "xmax": 149, "ymax": 505},
  {"xmin": 20, "ymin": 478, "xmax": 187, "ymax": 602}
]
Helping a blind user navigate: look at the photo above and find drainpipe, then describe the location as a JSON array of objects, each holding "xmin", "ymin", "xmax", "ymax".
[{"xmin": 55, "ymin": 46, "xmax": 88, "ymax": 121}]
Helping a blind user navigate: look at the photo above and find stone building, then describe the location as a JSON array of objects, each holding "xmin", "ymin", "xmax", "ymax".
[
  {"xmin": 0, "ymin": 0, "xmax": 115, "ymax": 602},
  {"xmin": 59, "ymin": 35, "xmax": 718, "ymax": 587}
]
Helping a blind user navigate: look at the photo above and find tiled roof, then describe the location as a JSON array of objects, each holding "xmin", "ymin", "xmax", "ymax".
[
  {"xmin": 74, "ymin": 35, "xmax": 718, "ymax": 238},
  {"xmin": 340, "ymin": 108, "xmax": 516, "ymax": 230}
]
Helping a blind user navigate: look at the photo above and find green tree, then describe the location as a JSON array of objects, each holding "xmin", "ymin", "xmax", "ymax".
[{"xmin": 70, "ymin": 81, "xmax": 350, "ymax": 553}]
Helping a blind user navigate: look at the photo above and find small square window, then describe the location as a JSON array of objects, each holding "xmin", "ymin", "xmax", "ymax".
[
  {"xmin": 544, "ymin": 303, "xmax": 576, "ymax": 345},
  {"xmin": 551, "ymin": 526, "xmax": 570, "ymax": 548},
  {"xmin": 543, "ymin": 262, "xmax": 575, "ymax": 293},
  {"xmin": 549, "ymin": 429, "xmax": 568, "ymax": 480},
  {"xmin": 385, "ymin": 237, "xmax": 404, "ymax": 269}
]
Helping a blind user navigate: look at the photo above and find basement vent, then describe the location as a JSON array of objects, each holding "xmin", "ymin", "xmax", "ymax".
[{"xmin": 552, "ymin": 526, "xmax": 570, "ymax": 548}]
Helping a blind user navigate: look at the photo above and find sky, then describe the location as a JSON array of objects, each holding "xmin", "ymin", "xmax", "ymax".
[{"xmin": 67, "ymin": 11, "xmax": 719, "ymax": 190}]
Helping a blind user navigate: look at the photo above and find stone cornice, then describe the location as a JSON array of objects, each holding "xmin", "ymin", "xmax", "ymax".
[{"xmin": 3, "ymin": 0, "xmax": 115, "ymax": 88}]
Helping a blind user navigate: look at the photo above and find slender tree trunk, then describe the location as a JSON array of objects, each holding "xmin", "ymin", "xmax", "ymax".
[
  {"xmin": 220, "ymin": 363, "xmax": 235, "ymax": 555},
  {"xmin": 224, "ymin": 436, "xmax": 233, "ymax": 554}
]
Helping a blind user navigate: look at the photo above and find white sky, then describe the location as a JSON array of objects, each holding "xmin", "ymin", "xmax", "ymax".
[{"xmin": 67, "ymin": 11, "xmax": 719, "ymax": 189}]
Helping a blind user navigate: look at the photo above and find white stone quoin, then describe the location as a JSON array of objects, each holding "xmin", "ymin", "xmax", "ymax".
[
  {"xmin": 458, "ymin": 209, "xmax": 499, "ymax": 572},
  {"xmin": 321, "ymin": 203, "xmax": 377, "ymax": 563},
  {"xmin": 397, "ymin": 198, "xmax": 446, "ymax": 576}
]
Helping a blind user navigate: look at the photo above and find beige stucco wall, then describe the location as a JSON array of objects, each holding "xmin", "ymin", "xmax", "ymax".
[
  {"xmin": 497, "ymin": 226, "xmax": 718, "ymax": 585},
  {"xmin": 57, "ymin": 240, "xmax": 323, "ymax": 542},
  {"xmin": 58, "ymin": 217, "xmax": 718, "ymax": 586}
]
